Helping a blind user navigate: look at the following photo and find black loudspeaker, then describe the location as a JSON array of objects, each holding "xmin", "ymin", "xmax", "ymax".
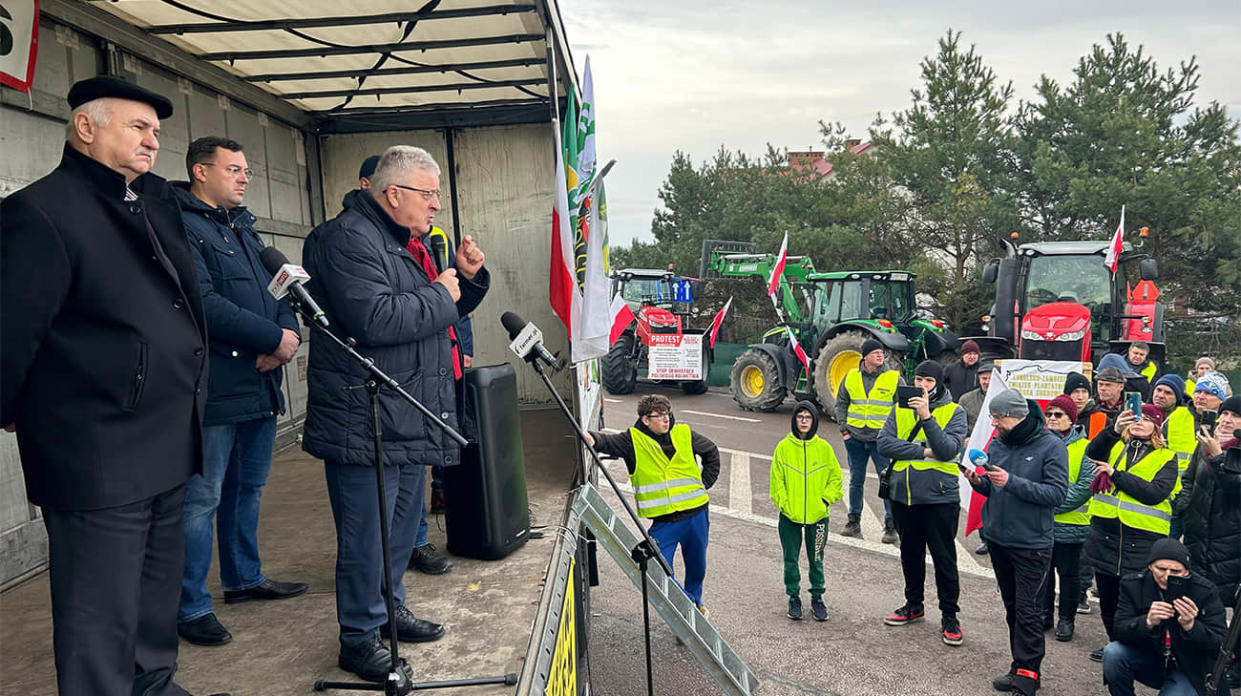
[{"xmin": 444, "ymin": 363, "xmax": 530, "ymax": 560}]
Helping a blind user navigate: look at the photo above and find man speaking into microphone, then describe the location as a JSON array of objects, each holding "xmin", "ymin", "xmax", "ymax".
[{"xmin": 301, "ymin": 146, "xmax": 488, "ymax": 682}]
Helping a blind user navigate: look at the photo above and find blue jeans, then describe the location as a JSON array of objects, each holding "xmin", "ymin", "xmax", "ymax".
[
  {"xmin": 648, "ymin": 507, "xmax": 710, "ymax": 606},
  {"xmin": 844, "ymin": 437, "xmax": 892, "ymax": 521},
  {"xmin": 325, "ymin": 461, "xmax": 426, "ymax": 648},
  {"xmin": 1103, "ymin": 641, "xmax": 1196, "ymax": 696},
  {"xmin": 180, "ymin": 416, "xmax": 276, "ymax": 622}
]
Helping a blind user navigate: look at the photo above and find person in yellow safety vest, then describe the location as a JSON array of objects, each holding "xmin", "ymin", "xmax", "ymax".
[
  {"xmin": 1039, "ymin": 395, "xmax": 1096, "ymax": 645},
  {"xmin": 1125, "ymin": 341, "xmax": 1159, "ymax": 383},
  {"xmin": 877, "ymin": 360, "xmax": 968, "ymax": 647},
  {"xmin": 1183, "ymin": 356, "xmax": 1217, "ymax": 398},
  {"xmin": 1082, "ymin": 404, "xmax": 1180, "ymax": 664},
  {"xmin": 770, "ymin": 401, "xmax": 843, "ymax": 623},
  {"xmin": 585, "ymin": 394, "xmax": 720, "ymax": 612},
  {"xmin": 835, "ymin": 337, "xmax": 902, "ymax": 544},
  {"xmin": 1149, "ymin": 373, "xmax": 1197, "ymax": 539}
]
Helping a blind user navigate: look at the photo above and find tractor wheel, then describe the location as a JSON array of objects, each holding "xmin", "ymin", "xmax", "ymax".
[
  {"xmin": 602, "ymin": 334, "xmax": 638, "ymax": 395},
  {"xmin": 813, "ymin": 332, "xmax": 903, "ymax": 422},
  {"xmin": 730, "ymin": 349, "xmax": 786, "ymax": 412}
]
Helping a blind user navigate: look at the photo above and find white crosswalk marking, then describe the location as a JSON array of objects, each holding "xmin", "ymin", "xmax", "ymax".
[{"xmin": 729, "ymin": 451, "xmax": 752, "ymax": 514}]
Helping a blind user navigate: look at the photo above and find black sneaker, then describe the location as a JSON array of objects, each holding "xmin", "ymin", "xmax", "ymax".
[
  {"xmin": 787, "ymin": 596, "xmax": 803, "ymax": 620},
  {"xmin": 1089, "ymin": 647, "xmax": 1104, "ymax": 663},
  {"xmin": 840, "ymin": 515, "xmax": 862, "ymax": 538},
  {"xmin": 884, "ymin": 604, "xmax": 924, "ymax": 626},
  {"xmin": 409, "ymin": 543, "xmax": 454, "ymax": 575},
  {"xmin": 1054, "ymin": 619, "xmax": 1074, "ymax": 642},
  {"xmin": 941, "ymin": 616, "xmax": 964, "ymax": 646},
  {"xmin": 1076, "ymin": 597, "xmax": 1092, "ymax": 614},
  {"xmin": 881, "ymin": 520, "xmax": 899, "ymax": 545},
  {"xmin": 810, "ymin": 597, "xmax": 828, "ymax": 622},
  {"xmin": 992, "ymin": 671, "xmax": 1015, "ymax": 692}
]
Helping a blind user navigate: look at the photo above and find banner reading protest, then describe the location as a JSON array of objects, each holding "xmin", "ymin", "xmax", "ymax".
[{"xmin": 958, "ymin": 359, "xmax": 1089, "ymax": 536}]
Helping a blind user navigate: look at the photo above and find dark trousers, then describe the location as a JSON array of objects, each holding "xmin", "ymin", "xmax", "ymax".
[
  {"xmin": 1042, "ymin": 541, "xmax": 1083, "ymax": 622},
  {"xmin": 1096, "ymin": 572, "xmax": 1123, "ymax": 640},
  {"xmin": 324, "ymin": 461, "xmax": 426, "ymax": 649},
  {"xmin": 890, "ymin": 501, "xmax": 960, "ymax": 615},
  {"xmin": 778, "ymin": 514, "xmax": 827, "ymax": 598},
  {"xmin": 990, "ymin": 542, "xmax": 1053, "ymax": 678},
  {"xmin": 43, "ymin": 485, "xmax": 190, "ymax": 696}
]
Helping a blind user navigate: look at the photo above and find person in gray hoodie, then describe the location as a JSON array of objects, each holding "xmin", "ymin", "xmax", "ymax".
[
  {"xmin": 965, "ymin": 388, "xmax": 1068, "ymax": 696},
  {"xmin": 877, "ymin": 360, "xmax": 968, "ymax": 646}
]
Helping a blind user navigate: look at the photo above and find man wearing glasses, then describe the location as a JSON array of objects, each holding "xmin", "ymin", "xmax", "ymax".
[
  {"xmin": 302, "ymin": 146, "xmax": 488, "ymax": 682},
  {"xmin": 585, "ymin": 394, "xmax": 721, "ymax": 613},
  {"xmin": 172, "ymin": 136, "xmax": 309, "ymax": 647}
]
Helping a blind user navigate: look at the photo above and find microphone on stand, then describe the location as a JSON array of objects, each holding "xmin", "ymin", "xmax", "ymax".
[
  {"xmin": 259, "ymin": 247, "xmax": 329, "ymax": 329},
  {"xmin": 500, "ymin": 312, "xmax": 562, "ymax": 373}
]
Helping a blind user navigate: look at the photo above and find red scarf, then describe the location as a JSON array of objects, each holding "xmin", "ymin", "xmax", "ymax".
[{"xmin": 406, "ymin": 235, "xmax": 462, "ymax": 379}]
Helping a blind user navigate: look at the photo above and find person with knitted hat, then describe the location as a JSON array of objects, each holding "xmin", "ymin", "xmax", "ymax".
[
  {"xmin": 878, "ymin": 360, "xmax": 969, "ymax": 647},
  {"xmin": 1185, "ymin": 356, "xmax": 1217, "ymax": 398},
  {"xmin": 1083, "ymin": 402, "xmax": 1182, "ymax": 663},
  {"xmin": 1064, "ymin": 371, "xmax": 1105, "ymax": 438},
  {"xmin": 834, "ymin": 337, "xmax": 902, "ymax": 542},
  {"xmin": 1176, "ymin": 395, "xmax": 1241, "ymax": 614},
  {"xmin": 1193, "ymin": 370, "xmax": 1231, "ymax": 415},
  {"xmin": 944, "ymin": 339, "xmax": 981, "ymax": 401},
  {"xmin": 964, "ymin": 388, "xmax": 1068, "ymax": 695},
  {"xmin": 1152, "ymin": 374, "xmax": 1198, "ymax": 467},
  {"xmin": 1039, "ymin": 395, "xmax": 1096, "ymax": 643},
  {"xmin": 1103, "ymin": 537, "xmax": 1228, "ymax": 696}
]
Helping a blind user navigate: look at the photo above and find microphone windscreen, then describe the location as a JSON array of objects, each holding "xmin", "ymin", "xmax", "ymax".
[
  {"xmin": 500, "ymin": 311, "xmax": 525, "ymax": 339},
  {"xmin": 967, "ymin": 448, "xmax": 988, "ymax": 466},
  {"xmin": 259, "ymin": 246, "xmax": 290, "ymax": 275}
]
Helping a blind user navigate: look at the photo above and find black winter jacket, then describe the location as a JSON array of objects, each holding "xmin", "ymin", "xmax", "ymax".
[
  {"xmin": 173, "ymin": 184, "xmax": 299, "ymax": 425},
  {"xmin": 1113, "ymin": 569, "xmax": 1229, "ymax": 696},
  {"xmin": 971, "ymin": 403, "xmax": 1069, "ymax": 549},
  {"xmin": 943, "ymin": 359, "xmax": 978, "ymax": 401},
  {"xmin": 1176, "ymin": 441, "xmax": 1241, "ymax": 602},
  {"xmin": 301, "ymin": 190, "xmax": 488, "ymax": 467}
]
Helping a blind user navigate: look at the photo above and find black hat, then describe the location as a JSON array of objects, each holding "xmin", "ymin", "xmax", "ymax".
[
  {"xmin": 914, "ymin": 359, "xmax": 943, "ymax": 382},
  {"xmin": 1146, "ymin": 537, "xmax": 1191, "ymax": 568},
  {"xmin": 358, "ymin": 154, "xmax": 381, "ymax": 180},
  {"xmin": 1064, "ymin": 372, "xmax": 1091, "ymax": 395},
  {"xmin": 68, "ymin": 76, "xmax": 173, "ymax": 119},
  {"xmin": 860, "ymin": 338, "xmax": 884, "ymax": 358},
  {"xmin": 1221, "ymin": 395, "xmax": 1241, "ymax": 417}
]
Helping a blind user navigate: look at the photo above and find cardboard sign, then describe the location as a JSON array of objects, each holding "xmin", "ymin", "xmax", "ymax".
[
  {"xmin": 0, "ymin": 1, "xmax": 39, "ymax": 93},
  {"xmin": 647, "ymin": 333, "xmax": 703, "ymax": 380}
]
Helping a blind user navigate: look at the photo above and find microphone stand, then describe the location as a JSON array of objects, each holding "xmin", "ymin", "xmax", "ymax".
[
  {"xmin": 285, "ymin": 299, "xmax": 517, "ymax": 695},
  {"xmin": 526, "ymin": 355, "xmax": 673, "ymax": 696}
]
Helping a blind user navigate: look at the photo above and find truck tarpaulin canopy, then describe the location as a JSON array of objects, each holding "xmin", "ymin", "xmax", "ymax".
[{"xmin": 85, "ymin": 0, "xmax": 575, "ymax": 132}]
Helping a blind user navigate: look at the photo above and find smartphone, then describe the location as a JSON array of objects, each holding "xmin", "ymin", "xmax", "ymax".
[
  {"xmin": 1164, "ymin": 574, "xmax": 1189, "ymax": 603},
  {"xmin": 1201, "ymin": 410, "xmax": 1217, "ymax": 437},
  {"xmin": 897, "ymin": 385, "xmax": 923, "ymax": 409},
  {"xmin": 1126, "ymin": 392, "xmax": 1142, "ymax": 418}
]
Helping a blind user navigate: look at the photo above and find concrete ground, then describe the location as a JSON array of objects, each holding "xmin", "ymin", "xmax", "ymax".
[{"xmin": 0, "ymin": 407, "xmax": 577, "ymax": 696}]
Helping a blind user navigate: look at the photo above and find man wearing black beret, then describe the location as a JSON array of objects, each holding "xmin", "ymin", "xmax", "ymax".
[{"xmin": 2, "ymin": 76, "xmax": 218, "ymax": 695}]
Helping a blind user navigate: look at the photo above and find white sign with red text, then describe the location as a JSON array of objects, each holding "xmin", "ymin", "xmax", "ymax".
[
  {"xmin": 647, "ymin": 333, "xmax": 703, "ymax": 381},
  {"xmin": 0, "ymin": 1, "xmax": 39, "ymax": 93}
]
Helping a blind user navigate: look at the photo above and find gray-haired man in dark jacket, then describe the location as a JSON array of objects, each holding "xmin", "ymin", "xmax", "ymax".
[{"xmin": 966, "ymin": 388, "xmax": 1068, "ymax": 696}]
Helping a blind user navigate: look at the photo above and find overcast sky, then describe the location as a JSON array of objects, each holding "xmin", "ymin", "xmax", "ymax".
[{"xmin": 560, "ymin": 0, "xmax": 1241, "ymax": 249}]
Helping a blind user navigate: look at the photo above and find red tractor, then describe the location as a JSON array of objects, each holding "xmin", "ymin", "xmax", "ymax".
[{"xmin": 602, "ymin": 268, "xmax": 712, "ymax": 395}]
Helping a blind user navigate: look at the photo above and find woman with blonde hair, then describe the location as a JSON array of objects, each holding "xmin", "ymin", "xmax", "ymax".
[{"xmin": 1081, "ymin": 404, "xmax": 1180, "ymax": 664}]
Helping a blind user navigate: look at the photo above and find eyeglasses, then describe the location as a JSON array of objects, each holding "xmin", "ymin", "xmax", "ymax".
[
  {"xmin": 201, "ymin": 163, "xmax": 254, "ymax": 179},
  {"xmin": 795, "ymin": 414, "xmax": 814, "ymax": 420},
  {"xmin": 1045, "ymin": 411, "xmax": 1068, "ymax": 419},
  {"xmin": 644, "ymin": 413, "xmax": 670, "ymax": 421},
  {"xmin": 390, "ymin": 184, "xmax": 441, "ymax": 201}
]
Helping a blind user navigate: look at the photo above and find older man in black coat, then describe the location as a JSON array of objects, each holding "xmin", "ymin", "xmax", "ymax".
[
  {"xmin": 302, "ymin": 145, "xmax": 489, "ymax": 683},
  {"xmin": 1, "ymin": 78, "xmax": 209, "ymax": 695}
]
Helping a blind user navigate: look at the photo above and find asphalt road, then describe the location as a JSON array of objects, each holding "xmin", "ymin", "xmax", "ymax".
[{"xmin": 584, "ymin": 384, "xmax": 1122, "ymax": 696}]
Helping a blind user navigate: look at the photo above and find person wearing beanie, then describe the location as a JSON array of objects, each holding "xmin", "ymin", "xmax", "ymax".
[
  {"xmin": 964, "ymin": 389, "xmax": 1068, "ymax": 695},
  {"xmin": 357, "ymin": 154, "xmax": 381, "ymax": 188},
  {"xmin": 944, "ymin": 339, "xmax": 981, "ymax": 401},
  {"xmin": 1083, "ymin": 400, "xmax": 1181, "ymax": 664},
  {"xmin": 1193, "ymin": 370, "xmax": 1231, "ymax": 415},
  {"xmin": 1103, "ymin": 537, "xmax": 1228, "ymax": 696},
  {"xmin": 1175, "ymin": 395, "xmax": 1241, "ymax": 620},
  {"xmin": 959, "ymin": 361, "xmax": 996, "ymax": 433},
  {"xmin": 1063, "ymin": 371, "xmax": 1102, "ymax": 438},
  {"xmin": 1037, "ymin": 395, "xmax": 1095, "ymax": 643},
  {"xmin": 878, "ymin": 360, "xmax": 969, "ymax": 648},
  {"xmin": 770, "ymin": 402, "xmax": 843, "ymax": 622},
  {"xmin": 1185, "ymin": 356, "xmax": 1217, "ymax": 398},
  {"xmin": 1150, "ymin": 374, "xmax": 1198, "ymax": 540},
  {"xmin": 835, "ymin": 338, "xmax": 902, "ymax": 543}
]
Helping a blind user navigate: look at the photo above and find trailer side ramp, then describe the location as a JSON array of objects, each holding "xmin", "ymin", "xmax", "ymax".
[{"xmin": 572, "ymin": 483, "xmax": 760, "ymax": 695}]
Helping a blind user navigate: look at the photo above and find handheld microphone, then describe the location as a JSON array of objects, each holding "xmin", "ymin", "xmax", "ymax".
[
  {"xmin": 259, "ymin": 247, "xmax": 329, "ymax": 329},
  {"xmin": 968, "ymin": 448, "xmax": 998, "ymax": 472},
  {"xmin": 427, "ymin": 234, "xmax": 447, "ymax": 274},
  {"xmin": 500, "ymin": 312, "xmax": 561, "ymax": 372}
]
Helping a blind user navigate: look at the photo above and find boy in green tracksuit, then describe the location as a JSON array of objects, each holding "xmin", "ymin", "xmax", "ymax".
[{"xmin": 770, "ymin": 401, "xmax": 843, "ymax": 622}]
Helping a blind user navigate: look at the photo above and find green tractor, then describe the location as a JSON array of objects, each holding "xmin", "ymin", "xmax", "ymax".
[{"xmin": 706, "ymin": 246, "xmax": 959, "ymax": 419}]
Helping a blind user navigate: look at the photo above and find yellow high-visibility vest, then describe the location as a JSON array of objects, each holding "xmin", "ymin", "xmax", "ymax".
[
  {"xmin": 1054, "ymin": 438, "xmax": 1091, "ymax": 526},
  {"xmin": 1088, "ymin": 441, "xmax": 1179, "ymax": 535},
  {"xmin": 844, "ymin": 369, "xmax": 899, "ymax": 430},
  {"xmin": 1139, "ymin": 361, "xmax": 1157, "ymax": 383},
  {"xmin": 891, "ymin": 402, "xmax": 961, "ymax": 505},
  {"xmin": 629, "ymin": 424, "xmax": 708, "ymax": 518}
]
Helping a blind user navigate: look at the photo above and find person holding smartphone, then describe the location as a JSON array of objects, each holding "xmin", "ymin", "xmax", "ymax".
[
  {"xmin": 1103, "ymin": 538, "xmax": 1227, "ymax": 696},
  {"xmin": 1176, "ymin": 396, "xmax": 1240, "ymax": 614},
  {"xmin": 1083, "ymin": 404, "xmax": 1181, "ymax": 664}
]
